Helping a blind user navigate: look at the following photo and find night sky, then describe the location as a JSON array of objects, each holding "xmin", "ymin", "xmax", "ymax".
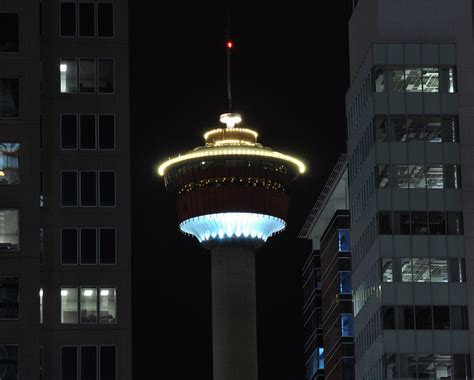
[{"xmin": 130, "ymin": 3, "xmax": 352, "ymax": 379}]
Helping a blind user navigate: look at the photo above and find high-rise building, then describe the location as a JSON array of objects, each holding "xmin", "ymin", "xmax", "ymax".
[
  {"xmin": 158, "ymin": 112, "xmax": 305, "ymax": 380},
  {"xmin": 0, "ymin": 1, "xmax": 131, "ymax": 378},
  {"xmin": 300, "ymin": 155, "xmax": 354, "ymax": 380},
  {"xmin": 347, "ymin": 0, "xmax": 474, "ymax": 378}
]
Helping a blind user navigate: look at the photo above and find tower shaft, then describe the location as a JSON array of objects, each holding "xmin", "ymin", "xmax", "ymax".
[{"xmin": 211, "ymin": 246, "xmax": 258, "ymax": 380}]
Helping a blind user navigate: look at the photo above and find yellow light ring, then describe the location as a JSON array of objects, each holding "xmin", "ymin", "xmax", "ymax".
[
  {"xmin": 157, "ymin": 147, "xmax": 306, "ymax": 176},
  {"xmin": 203, "ymin": 128, "xmax": 259, "ymax": 140},
  {"xmin": 213, "ymin": 139, "xmax": 256, "ymax": 146}
]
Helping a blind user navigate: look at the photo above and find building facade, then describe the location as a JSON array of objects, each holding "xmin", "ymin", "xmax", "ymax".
[
  {"xmin": 0, "ymin": 1, "xmax": 131, "ymax": 378},
  {"xmin": 347, "ymin": 0, "xmax": 474, "ymax": 378},
  {"xmin": 300, "ymin": 155, "xmax": 353, "ymax": 380}
]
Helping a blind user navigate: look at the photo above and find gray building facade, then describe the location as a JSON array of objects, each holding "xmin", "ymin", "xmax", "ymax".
[
  {"xmin": 347, "ymin": 0, "xmax": 474, "ymax": 378},
  {"xmin": 0, "ymin": 1, "xmax": 131, "ymax": 378}
]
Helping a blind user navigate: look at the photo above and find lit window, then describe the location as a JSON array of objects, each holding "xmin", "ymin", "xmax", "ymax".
[
  {"xmin": 338, "ymin": 229, "xmax": 350, "ymax": 252},
  {"xmin": 401, "ymin": 258, "xmax": 413, "ymax": 282},
  {"xmin": 61, "ymin": 287, "xmax": 78, "ymax": 324},
  {"xmin": 440, "ymin": 67, "xmax": 456, "ymax": 93},
  {"xmin": 60, "ymin": 58, "xmax": 77, "ymax": 93},
  {"xmin": 425, "ymin": 116, "xmax": 442, "ymax": 142},
  {"xmin": 0, "ymin": 209, "xmax": 19, "ymax": 251},
  {"xmin": 408, "ymin": 165, "xmax": 425, "ymax": 189},
  {"xmin": 80, "ymin": 287, "xmax": 97, "ymax": 324},
  {"xmin": 341, "ymin": 314, "xmax": 353, "ymax": 336},
  {"xmin": 377, "ymin": 165, "xmax": 389, "ymax": 188},
  {"xmin": 381, "ymin": 258, "xmax": 393, "ymax": 282},
  {"xmin": 390, "ymin": 69, "xmax": 405, "ymax": 92},
  {"xmin": 339, "ymin": 272, "xmax": 352, "ymax": 294},
  {"xmin": 426, "ymin": 165, "xmax": 444, "ymax": 189},
  {"xmin": 430, "ymin": 259, "xmax": 448, "ymax": 283},
  {"xmin": 444, "ymin": 165, "xmax": 461, "ymax": 189},
  {"xmin": 405, "ymin": 117, "xmax": 424, "ymax": 141},
  {"xmin": 422, "ymin": 67, "xmax": 439, "ymax": 92},
  {"xmin": 411, "ymin": 258, "xmax": 430, "ymax": 282},
  {"xmin": 449, "ymin": 258, "xmax": 466, "ymax": 283},
  {"xmin": 373, "ymin": 67, "xmax": 385, "ymax": 92},
  {"xmin": 0, "ymin": 14, "xmax": 19, "ymax": 53},
  {"xmin": 39, "ymin": 288, "xmax": 43, "ymax": 324},
  {"xmin": 395, "ymin": 165, "xmax": 409, "ymax": 188},
  {"xmin": 0, "ymin": 143, "xmax": 20, "ymax": 185},
  {"xmin": 99, "ymin": 288, "xmax": 116, "ymax": 323},
  {"xmin": 0, "ymin": 78, "xmax": 19, "ymax": 118},
  {"xmin": 385, "ymin": 354, "xmax": 398, "ymax": 378},
  {"xmin": 442, "ymin": 116, "xmax": 458, "ymax": 142},
  {"xmin": 0, "ymin": 277, "xmax": 19, "ymax": 319},
  {"xmin": 404, "ymin": 68, "xmax": 422, "ymax": 92}
]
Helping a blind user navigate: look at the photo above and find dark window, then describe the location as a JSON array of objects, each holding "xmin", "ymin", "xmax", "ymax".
[
  {"xmin": 98, "ymin": 59, "xmax": 114, "ymax": 93},
  {"xmin": 100, "ymin": 228, "xmax": 116, "ymax": 264},
  {"xmin": 385, "ymin": 354, "xmax": 398, "ymax": 378},
  {"xmin": 0, "ymin": 78, "xmax": 19, "ymax": 118},
  {"xmin": 60, "ymin": 3, "xmax": 76, "ymax": 37},
  {"xmin": 442, "ymin": 116, "xmax": 459, "ymax": 142},
  {"xmin": 0, "ymin": 345, "xmax": 18, "ymax": 379},
  {"xmin": 447, "ymin": 212, "xmax": 463, "ymax": 235},
  {"xmin": 81, "ymin": 346, "xmax": 97, "ymax": 380},
  {"xmin": 449, "ymin": 258, "xmax": 466, "ymax": 283},
  {"xmin": 80, "ymin": 171, "xmax": 97, "ymax": 206},
  {"xmin": 444, "ymin": 165, "xmax": 462, "ymax": 189},
  {"xmin": 433, "ymin": 306, "xmax": 450, "ymax": 329},
  {"xmin": 0, "ymin": 14, "xmax": 19, "ymax": 53},
  {"xmin": 61, "ymin": 114, "xmax": 78, "ymax": 149},
  {"xmin": 410, "ymin": 212, "xmax": 428, "ymax": 234},
  {"xmin": 79, "ymin": 59, "xmax": 96, "ymax": 93},
  {"xmin": 98, "ymin": 115, "xmax": 115, "ymax": 149},
  {"xmin": 451, "ymin": 306, "xmax": 469, "ymax": 330},
  {"xmin": 453, "ymin": 354, "xmax": 471, "ymax": 379},
  {"xmin": 428, "ymin": 212, "xmax": 446, "ymax": 234},
  {"xmin": 379, "ymin": 212, "xmax": 392, "ymax": 234},
  {"xmin": 61, "ymin": 171, "xmax": 78, "ymax": 206},
  {"xmin": 99, "ymin": 171, "xmax": 115, "ymax": 206},
  {"xmin": 80, "ymin": 229, "xmax": 97, "ymax": 265},
  {"xmin": 100, "ymin": 346, "xmax": 116, "ymax": 380},
  {"xmin": 397, "ymin": 306, "xmax": 415, "ymax": 329},
  {"xmin": 382, "ymin": 306, "xmax": 395, "ymax": 329},
  {"xmin": 393, "ymin": 212, "xmax": 410, "ymax": 234},
  {"xmin": 79, "ymin": 3, "xmax": 95, "ymax": 37},
  {"xmin": 342, "ymin": 357, "xmax": 354, "ymax": 380},
  {"xmin": 0, "ymin": 277, "xmax": 19, "ymax": 319},
  {"xmin": 98, "ymin": 4, "xmax": 114, "ymax": 37},
  {"xmin": 415, "ymin": 306, "xmax": 432, "ymax": 329},
  {"xmin": 80, "ymin": 115, "xmax": 96, "ymax": 149},
  {"xmin": 61, "ymin": 346, "xmax": 78, "ymax": 380},
  {"xmin": 61, "ymin": 228, "xmax": 78, "ymax": 264}
]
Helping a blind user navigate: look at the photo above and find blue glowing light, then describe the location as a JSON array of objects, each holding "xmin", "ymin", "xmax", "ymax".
[{"xmin": 179, "ymin": 212, "xmax": 286, "ymax": 243}]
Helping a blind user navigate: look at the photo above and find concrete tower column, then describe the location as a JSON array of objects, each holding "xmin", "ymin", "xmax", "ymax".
[{"xmin": 211, "ymin": 245, "xmax": 258, "ymax": 380}]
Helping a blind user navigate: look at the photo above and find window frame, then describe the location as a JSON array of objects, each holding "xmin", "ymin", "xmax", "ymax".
[
  {"xmin": 80, "ymin": 227, "xmax": 98, "ymax": 265},
  {"xmin": 97, "ymin": 58, "xmax": 115, "ymax": 94},
  {"xmin": 99, "ymin": 227, "xmax": 116, "ymax": 265},
  {"xmin": 99, "ymin": 170, "xmax": 116, "ymax": 207},
  {"xmin": 79, "ymin": 113, "xmax": 97, "ymax": 150},
  {"xmin": 98, "ymin": 113, "xmax": 116, "ymax": 150},
  {"xmin": 60, "ymin": 113, "xmax": 79, "ymax": 150},
  {"xmin": 0, "ymin": 77, "xmax": 20, "ymax": 119},
  {"xmin": 0, "ymin": 13, "xmax": 20, "ymax": 54},
  {"xmin": 60, "ymin": 170, "xmax": 79, "ymax": 207},
  {"xmin": 60, "ymin": 227, "xmax": 79, "ymax": 265},
  {"xmin": 59, "ymin": 1, "xmax": 77, "ymax": 38},
  {"xmin": 97, "ymin": 3, "xmax": 115, "ymax": 38}
]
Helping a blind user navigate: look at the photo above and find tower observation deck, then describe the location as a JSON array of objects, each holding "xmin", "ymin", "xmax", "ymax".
[{"xmin": 158, "ymin": 113, "xmax": 305, "ymax": 379}]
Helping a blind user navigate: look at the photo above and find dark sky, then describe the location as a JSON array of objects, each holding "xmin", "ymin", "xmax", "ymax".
[{"xmin": 130, "ymin": 4, "xmax": 352, "ymax": 379}]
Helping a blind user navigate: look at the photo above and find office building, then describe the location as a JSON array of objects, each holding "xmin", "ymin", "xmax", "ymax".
[
  {"xmin": 347, "ymin": 0, "xmax": 473, "ymax": 378},
  {"xmin": 0, "ymin": 1, "xmax": 132, "ymax": 378}
]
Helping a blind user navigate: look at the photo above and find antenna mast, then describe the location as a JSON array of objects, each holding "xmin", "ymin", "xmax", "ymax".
[{"xmin": 226, "ymin": 8, "xmax": 233, "ymax": 111}]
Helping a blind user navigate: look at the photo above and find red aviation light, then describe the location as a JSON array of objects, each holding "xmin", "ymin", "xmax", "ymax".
[{"xmin": 227, "ymin": 40, "xmax": 233, "ymax": 49}]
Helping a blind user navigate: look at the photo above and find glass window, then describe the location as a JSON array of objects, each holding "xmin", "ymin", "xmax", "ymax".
[
  {"xmin": 390, "ymin": 69, "xmax": 405, "ymax": 92},
  {"xmin": 80, "ymin": 287, "xmax": 97, "ymax": 324},
  {"xmin": 99, "ymin": 171, "xmax": 115, "ymax": 207},
  {"xmin": 412, "ymin": 258, "xmax": 430, "ymax": 282},
  {"xmin": 377, "ymin": 165, "xmax": 389, "ymax": 188},
  {"xmin": 98, "ymin": 4, "xmax": 114, "ymax": 37},
  {"xmin": 0, "ymin": 78, "xmax": 19, "ymax": 118},
  {"xmin": 453, "ymin": 354, "xmax": 471, "ymax": 379},
  {"xmin": 0, "ymin": 143, "xmax": 20, "ymax": 185},
  {"xmin": 382, "ymin": 306, "xmax": 395, "ymax": 329},
  {"xmin": 338, "ymin": 229, "xmax": 350, "ymax": 252},
  {"xmin": 385, "ymin": 354, "xmax": 398, "ymax": 378},
  {"xmin": 80, "ymin": 228, "xmax": 97, "ymax": 265},
  {"xmin": 0, "ymin": 277, "xmax": 19, "ymax": 319},
  {"xmin": 60, "ymin": 3, "xmax": 76, "ymax": 37},
  {"xmin": 395, "ymin": 165, "xmax": 409, "ymax": 188},
  {"xmin": 397, "ymin": 306, "xmax": 415, "ymax": 329},
  {"xmin": 99, "ymin": 288, "xmax": 116, "ymax": 324},
  {"xmin": 61, "ymin": 228, "xmax": 78, "ymax": 264},
  {"xmin": 401, "ymin": 258, "xmax": 413, "ymax": 282},
  {"xmin": 341, "ymin": 314, "xmax": 353, "ymax": 336},
  {"xmin": 61, "ymin": 287, "xmax": 78, "ymax": 324},
  {"xmin": 444, "ymin": 165, "xmax": 461, "ymax": 189},
  {"xmin": 449, "ymin": 258, "xmax": 466, "ymax": 283},
  {"xmin": 0, "ymin": 209, "xmax": 19, "ymax": 252},
  {"xmin": 447, "ymin": 212, "xmax": 463, "ymax": 235},
  {"xmin": 99, "ymin": 228, "xmax": 116, "ymax": 264},
  {"xmin": 428, "ymin": 212, "xmax": 446, "ymax": 234},
  {"xmin": 60, "ymin": 58, "xmax": 77, "ymax": 93},
  {"xmin": 405, "ymin": 68, "xmax": 422, "ymax": 92},
  {"xmin": 393, "ymin": 212, "xmax": 410, "ymax": 234},
  {"xmin": 408, "ymin": 165, "xmax": 425, "ymax": 189},
  {"xmin": 61, "ymin": 346, "xmax": 78, "ymax": 380},
  {"xmin": 98, "ymin": 115, "xmax": 115, "ymax": 149},
  {"xmin": 80, "ymin": 171, "xmax": 97, "ymax": 207},
  {"xmin": 415, "ymin": 306, "xmax": 432, "ymax": 329},
  {"xmin": 430, "ymin": 259, "xmax": 448, "ymax": 283},
  {"xmin": 373, "ymin": 67, "xmax": 385, "ymax": 92},
  {"xmin": 433, "ymin": 306, "xmax": 450, "ymax": 329},
  {"xmin": 451, "ymin": 306, "xmax": 469, "ymax": 330},
  {"xmin": 339, "ymin": 272, "xmax": 352, "ymax": 294},
  {"xmin": 440, "ymin": 67, "xmax": 456, "ymax": 93},
  {"xmin": 379, "ymin": 211, "xmax": 392, "ymax": 234},
  {"xmin": 98, "ymin": 59, "xmax": 114, "ymax": 93},
  {"xmin": 433, "ymin": 354, "xmax": 452, "ymax": 379},
  {"xmin": 61, "ymin": 114, "xmax": 78, "ymax": 149},
  {"xmin": 442, "ymin": 116, "xmax": 459, "ymax": 142},
  {"xmin": 425, "ymin": 116, "xmax": 442, "ymax": 142},
  {"xmin": 79, "ymin": 59, "xmax": 96, "ymax": 93},
  {"xmin": 79, "ymin": 3, "xmax": 95, "ymax": 37},
  {"xmin": 81, "ymin": 346, "xmax": 97, "ymax": 380},
  {"xmin": 422, "ymin": 67, "xmax": 439, "ymax": 92},
  {"xmin": 61, "ymin": 171, "xmax": 78, "ymax": 206},
  {"xmin": 0, "ymin": 14, "xmax": 19, "ymax": 53},
  {"xmin": 100, "ymin": 346, "xmax": 116, "ymax": 380},
  {"xmin": 389, "ymin": 116, "xmax": 407, "ymax": 142},
  {"xmin": 80, "ymin": 114, "xmax": 96, "ymax": 149},
  {"xmin": 411, "ymin": 212, "xmax": 428, "ymax": 234},
  {"xmin": 0, "ymin": 345, "xmax": 18, "ymax": 379},
  {"xmin": 405, "ymin": 116, "xmax": 425, "ymax": 141},
  {"xmin": 426, "ymin": 165, "xmax": 444, "ymax": 189},
  {"xmin": 399, "ymin": 354, "xmax": 417, "ymax": 378},
  {"xmin": 381, "ymin": 258, "xmax": 393, "ymax": 282}
]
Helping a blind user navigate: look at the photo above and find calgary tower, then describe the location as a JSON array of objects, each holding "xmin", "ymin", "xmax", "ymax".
[{"xmin": 157, "ymin": 39, "xmax": 305, "ymax": 380}]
